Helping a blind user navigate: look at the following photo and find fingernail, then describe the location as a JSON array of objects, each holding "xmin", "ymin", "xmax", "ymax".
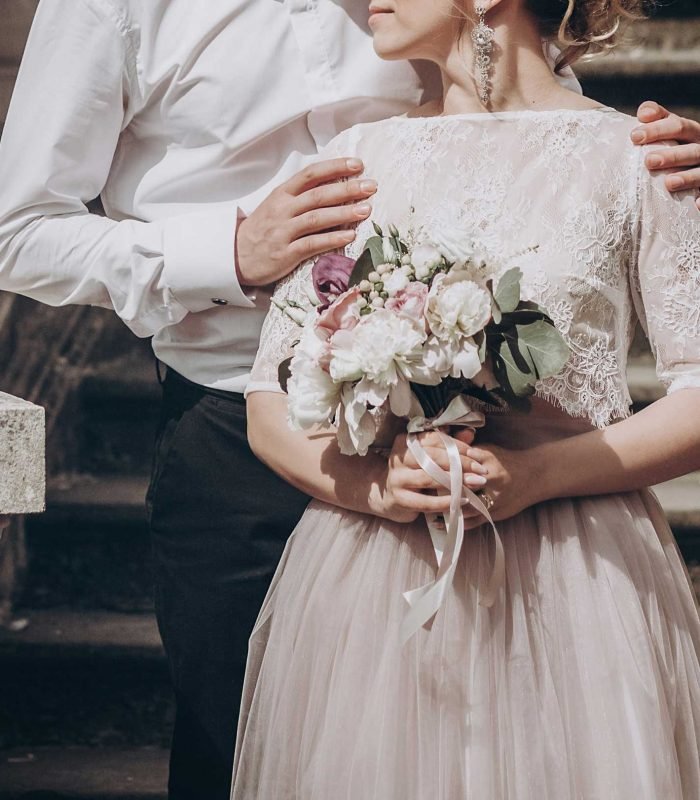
[
  {"xmin": 667, "ymin": 176, "xmax": 684, "ymax": 190},
  {"xmin": 347, "ymin": 158, "xmax": 363, "ymax": 171},
  {"xmin": 359, "ymin": 180, "xmax": 377, "ymax": 193},
  {"xmin": 355, "ymin": 203, "xmax": 372, "ymax": 217},
  {"xmin": 465, "ymin": 475, "xmax": 488, "ymax": 487},
  {"xmin": 631, "ymin": 129, "xmax": 645, "ymax": 144},
  {"xmin": 341, "ymin": 230, "xmax": 356, "ymax": 241},
  {"xmin": 471, "ymin": 461, "xmax": 488, "ymax": 475},
  {"xmin": 646, "ymin": 154, "xmax": 663, "ymax": 169}
]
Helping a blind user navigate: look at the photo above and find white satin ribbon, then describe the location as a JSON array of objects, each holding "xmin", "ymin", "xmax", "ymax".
[{"xmin": 400, "ymin": 395, "xmax": 505, "ymax": 644}]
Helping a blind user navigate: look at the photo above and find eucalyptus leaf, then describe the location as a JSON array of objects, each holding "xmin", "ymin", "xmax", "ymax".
[
  {"xmin": 493, "ymin": 342, "xmax": 535, "ymax": 398},
  {"xmin": 515, "ymin": 320, "xmax": 570, "ymax": 380},
  {"xmin": 348, "ymin": 249, "xmax": 374, "ymax": 287},
  {"xmin": 367, "ymin": 235, "xmax": 386, "ymax": 267},
  {"xmin": 495, "ymin": 267, "xmax": 522, "ymax": 314}
]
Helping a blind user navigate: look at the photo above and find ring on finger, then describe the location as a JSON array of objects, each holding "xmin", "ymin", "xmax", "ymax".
[{"xmin": 478, "ymin": 489, "xmax": 495, "ymax": 512}]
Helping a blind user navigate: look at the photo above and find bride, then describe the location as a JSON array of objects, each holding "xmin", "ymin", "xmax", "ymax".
[{"xmin": 231, "ymin": 0, "xmax": 700, "ymax": 797}]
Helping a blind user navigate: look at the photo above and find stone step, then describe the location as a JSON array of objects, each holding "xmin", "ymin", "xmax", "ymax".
[
  {"xmin": 0, "ymin": 609, "xmax": 163, "ymax": 660},
  {"xmin": 22, "ymin": 508, "xmax": 153, "ymax": 612},
  {"xmin": 0, "ymin": 612, "xmax": 173, "ymax": 749},
  {"xmin": 0, "ymin": 745, "xmax": 168, "ymax": 800}
]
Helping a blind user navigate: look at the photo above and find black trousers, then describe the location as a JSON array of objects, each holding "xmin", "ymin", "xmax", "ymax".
[{"xmin": 147, "ymin": 370, "xmax": 309, "ymax": 800}]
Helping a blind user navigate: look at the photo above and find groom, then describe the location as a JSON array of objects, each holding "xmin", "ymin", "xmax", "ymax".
[{"xmin": 1, "ymin": 2, "xmax": 699, "ymax": 798}]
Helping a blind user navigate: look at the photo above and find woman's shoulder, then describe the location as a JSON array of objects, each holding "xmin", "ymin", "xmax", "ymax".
[{"xmin": 321, "ymin": 116, "xmax": 409, "ymax": 161}]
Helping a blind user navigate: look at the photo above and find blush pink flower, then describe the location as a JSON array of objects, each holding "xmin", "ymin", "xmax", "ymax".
[
  {"xmin": 385, "ymin": 282, "xmax": 429, "ymax": 327},
  {"xmin": 317, "ymin": 287, "xmax": 361, "ymax": 337}
]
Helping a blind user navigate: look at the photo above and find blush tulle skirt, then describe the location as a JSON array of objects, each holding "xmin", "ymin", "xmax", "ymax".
[{"xmin": 231, "ymin": 415, "xmax": 700, "ymax": 800}]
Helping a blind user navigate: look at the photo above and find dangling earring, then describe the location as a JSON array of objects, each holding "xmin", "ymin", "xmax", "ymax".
[{"xmin": 472, "ymin": 5, "xmax": 495, "ymax": 106}]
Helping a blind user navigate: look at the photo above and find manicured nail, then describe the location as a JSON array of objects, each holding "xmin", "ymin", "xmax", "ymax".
[
  {"xmin": 631, "ymin": 129, "xmax": 645, "ymax": 144},
  {"xmin": 341, "ymin": 230, "xmax": 356, "ymax": 241},
  {"xmin": 471, "ymin": 461, "xmax": 488, "ymax": 475},
  {"xmin": 465, "ymin": 474, "xmax": 488, "ymax": 487},
  {"xmin": 347, "ymin": 158, "xmax": 363, "ymax": 171},
  {"xmin": 359, "ymin": 180, "xmax": 377, "ymax": 193},
  {"xmin": 355, "ymin": 203, "xmax": 371, "ymax": 217},
  {"xmin": 646, "ymin": 154, "xmax": 663, "ymax": 169},
  {"xmin": 667, "ymin": 176, "xmax": 684, "ymax": 191}
]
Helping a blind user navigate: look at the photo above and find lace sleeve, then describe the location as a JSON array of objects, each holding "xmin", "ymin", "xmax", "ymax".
[
  {"xmin": 245, "ymin": 260, "xmax": 315, "ymax": 396},
  {"xmin": 631, "ymin": 151, "xmax": 700, "ymax": 395}
]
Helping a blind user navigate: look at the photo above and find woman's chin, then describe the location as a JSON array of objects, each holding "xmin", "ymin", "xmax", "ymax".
[{"xmin": 372, "ymin": 38, "xmax": 412, "ymax": 62}]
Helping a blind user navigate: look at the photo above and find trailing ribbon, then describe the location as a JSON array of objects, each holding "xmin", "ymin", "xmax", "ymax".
[{"xmin": 401, "ymin": 395, "xmax": 505, "ymax": 644}]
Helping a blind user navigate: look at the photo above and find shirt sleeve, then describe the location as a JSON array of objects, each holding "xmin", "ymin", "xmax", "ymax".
[
  {"xmin": 631, "ymin": 146, "xmax": 700, "ymax": 394},
  {"xmin": 0, "ymin": 0, "xmax": 253, "ymax": 340}
]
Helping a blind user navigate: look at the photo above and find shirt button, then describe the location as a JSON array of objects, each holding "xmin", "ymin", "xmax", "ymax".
[{"xmin": 211, "ymin": 298, "xmax": 229, "ymax": 306}]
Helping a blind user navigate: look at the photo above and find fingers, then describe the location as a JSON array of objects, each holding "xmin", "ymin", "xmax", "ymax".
[
  {"xmin": 665, "ymin": 167, "xmax": 700, "ymax": 198},
  {"xmin": 632, "ymin": 112, "xmax": 700, "ymax": 147},
  {"xmin": 393, "ymin": 488, "xmax": 454, "ymax": 515},
  {"xmin": 285, "ymin": 158, "xmax": 365, "ymax": 196},
  {"xmin": 289, "ymin": 229, "xmax": 357, "ymax": 262},
  {"xmin": 291, "ymin": 201, "xmax": 372, "ymax": 238},
  {"xmin": 636, "ymin": 101, "xmax": 669, "ymax": 124},
  {"xmin": 295, "ymin": 178, "xmax": 377, "ymax": 214},
  {"xmin": 645, "ymin": 142, "xmax": 700, "ymax": 170}
]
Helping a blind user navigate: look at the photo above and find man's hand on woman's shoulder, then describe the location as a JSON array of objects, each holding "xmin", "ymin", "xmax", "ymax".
[
  {"xmin": 633, "ymin": 101, "xmax": 700, "ymax": 210},
  {"xmin": 235, "ymin": 159, "xmax": 377, "ymax": 288}
]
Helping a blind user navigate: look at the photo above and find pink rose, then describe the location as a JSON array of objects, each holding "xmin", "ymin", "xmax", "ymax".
[
  {"xmin": 312, "ymin": 254, "xmax": 356, "ymax": 309},
  {"xmin": 317, "ymin": 287, "xmax": 361, "ymax": 336},
  {"xmin": 385, "ymin": 282, "xmax": 429, "ymax": 326}
]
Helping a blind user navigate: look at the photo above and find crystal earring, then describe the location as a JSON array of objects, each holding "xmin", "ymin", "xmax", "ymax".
[{"xmin": 472, "ymin": 5, "xmax": 495, "ymax": 105}]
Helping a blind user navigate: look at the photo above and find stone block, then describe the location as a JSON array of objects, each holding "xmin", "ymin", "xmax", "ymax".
[{"xmin": 0, "ymin": 392, "xmax": 45, "ymax": 514}]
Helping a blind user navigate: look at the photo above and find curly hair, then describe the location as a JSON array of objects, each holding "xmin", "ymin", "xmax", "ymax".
[{"xmin": 526, "ymin": 0, "xmax": 651, "ymax": 70}]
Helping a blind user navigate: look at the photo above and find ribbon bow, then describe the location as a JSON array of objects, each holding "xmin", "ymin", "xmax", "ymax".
[{"xmin": 401, "ymin": 395, "xmax": 505, "ymax": 644}]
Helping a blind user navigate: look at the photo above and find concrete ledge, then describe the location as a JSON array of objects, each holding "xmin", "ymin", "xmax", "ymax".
[{"xmin": 0, "ymin": 392, "xmax": 45, "ymax": 514}]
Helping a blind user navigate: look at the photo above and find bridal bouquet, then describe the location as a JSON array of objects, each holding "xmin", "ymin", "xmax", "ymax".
[
  {"xmin": 276, "ymin": 222, "xmax": 570, "ymax": 456},
  {"xmin": 275, "ymin": 222, "xmax": 570, "ymax": 640}
]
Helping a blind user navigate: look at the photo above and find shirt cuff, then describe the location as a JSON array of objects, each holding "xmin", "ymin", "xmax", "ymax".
[{"xmin": 163, "ymin": 207, "xmax": 256, "ymax": 312}]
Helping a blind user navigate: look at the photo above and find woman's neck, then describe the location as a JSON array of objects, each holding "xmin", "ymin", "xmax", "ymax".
[{"xmin": 429, "ymin": 10, "xmax": 600, "ymax": 116}]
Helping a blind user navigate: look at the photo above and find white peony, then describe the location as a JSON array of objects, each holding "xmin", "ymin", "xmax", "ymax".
[
  {"xmin": 422, "ymin": 336, "xmax": 482, "ymax": 380},
  {"xmin": 383, "ymin": 269, "xmax": 410, "ymax": 297},
  {"xmin": 287, "ymin": 359, "xmax": 340, "ymax": 429},
  {"xmin": 329, "ymin": 310, "xmax": 427, "ymax": 388},
  {"xmin": 411, "ymin": 243, "xmax": 442, "ymax": 280},
  {"xmin": 427, "ymin": 273, "xmax": 492, "ymax": 342},
  {"xmin": 286, "ymin": 325, "xmax": 340, "ymax": 429},
  {"xmin": 430, "ymin": 225, "xmax": 476, "ymax": 268}
]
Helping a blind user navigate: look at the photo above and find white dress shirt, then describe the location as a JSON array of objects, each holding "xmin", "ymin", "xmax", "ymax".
[{"xmin": 0, "ymin": 0, "xmax": 579, "ymax": 393}]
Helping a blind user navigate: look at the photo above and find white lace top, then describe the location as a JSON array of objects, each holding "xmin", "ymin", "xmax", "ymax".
[{"xmin": 248, "ymin": 108, "xmax": 700, "ymax": 429}]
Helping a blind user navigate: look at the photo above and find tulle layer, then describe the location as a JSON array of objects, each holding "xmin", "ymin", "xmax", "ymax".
[{"xmin": 232, "ymin": 489, "xmax": 700, "ymax": 799}]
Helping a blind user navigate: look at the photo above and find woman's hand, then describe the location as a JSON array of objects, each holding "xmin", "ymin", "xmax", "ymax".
[
  {"xmin": 376, "ymin": 430, "xmax": 488, "ymax": 524},
  {"xmin": 236, "ymin": 158, "xmax": 377, "ymax": 286},
  {"xmin": 456, "ymin": 441, "xmax": 544, "ymax": 530},
  {"xmin": 633, "ymin": 102, "xmax": 700, "ymax": 208}
]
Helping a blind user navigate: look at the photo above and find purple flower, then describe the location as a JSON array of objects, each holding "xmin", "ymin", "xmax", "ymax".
[{"xmin": 312, "ymin": 254, "xmax": 356, "ymax": 309}]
